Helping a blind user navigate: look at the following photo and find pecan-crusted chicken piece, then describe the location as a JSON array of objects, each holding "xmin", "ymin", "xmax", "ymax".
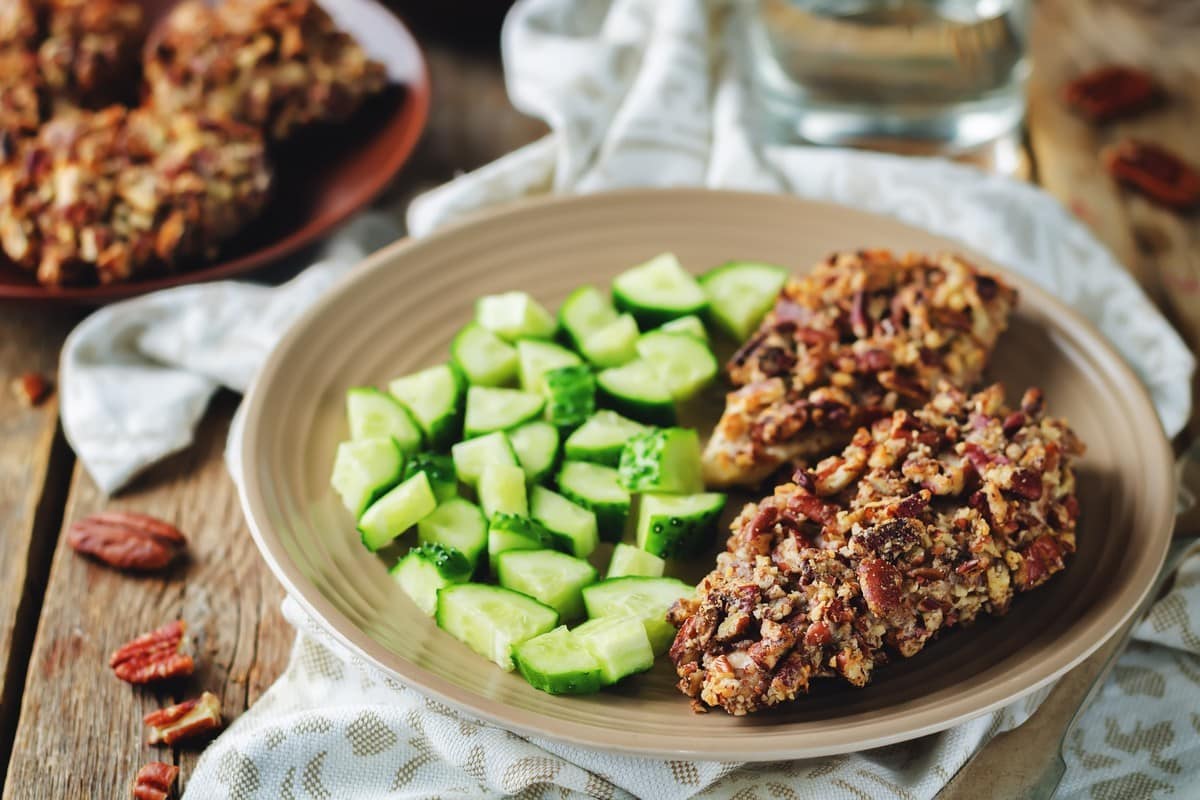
[
  {"xmin": 0, "ymin": 47, "xmax": 44, "ymax": 156},
  {"xmin": 703, "ymin": 250, "xmax": 1017, "ymax": 488},
  {"xmin": 0, "ymin": 106, "xmax": 271, "ymax": 285},
  {"xmin": 671, "ymin": 383, "xmax": 1083, "ymax": 715},
  {"xmin": 143, "ymin": 0, "xmax": 387, "ymax": 141},
  {"xmin": 36, "ymin": 0, "xmax": 145, "ymax": 108}
]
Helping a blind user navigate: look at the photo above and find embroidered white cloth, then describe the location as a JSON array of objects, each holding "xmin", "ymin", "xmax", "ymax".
[{"xmin": 53, "ymin": 0, "xmax": 1199, "ymax": 797}]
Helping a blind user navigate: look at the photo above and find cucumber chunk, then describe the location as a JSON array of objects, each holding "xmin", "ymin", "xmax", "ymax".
[
  {"xmin": 699, "ymin": 261, "xmax": 789, "ymax": 341},
  {"xmin": 556, "ymin": 461, "xmax": 631, "ymax": 541},
  {"xmin": 612, "ymin": 253, "xmax": 707, "ymax": 327},
  {"xmin": 517, "ymin": 339, "xmax": 582, "ymax": 393},
  {"xmin": 345, "ymin": 387, "xmax": 422, "ymax": 455},
  {"xmin": 401, "ymin": 452, "xmax": 457, "ymax": 503},
  {"xmin": 496, "ymin": 549, "xmax": 598, "ymax": 621},
  {"xmin": 530, "ymin": 485, "xmax": 598, "ymax": 558},
  {"xmin": 392, "ymin": 542, "xmax": 471, "ymax": 616},
  {"xmin": 487, "ymin": 513, "xmax": 555, "ymax": 571},
  {"xmin": 559, "ymin": 285, "xmax": 620, "ymax": 351},
  {"xmin": 607, "ymin": 542, "xmax": 665, "ymax": 578},
  {"xmin": 418, "ymin": 497, "xmax": 487, "ymax": 569},
  {"xmin": 358, "ymin": 472, "xmax": 438, "ymax": 551},
  {"xmin": 463, "ymin": 386, "xmax": 545, "ymax": 438},
  {"xmin": 388, "ymin": 364, "xmax": 464, "ymax": 449},
  {"xmin": 508, "ymin": 420, "xmax": 560, "ymax": 484},
  {"xmin": 451, "ymin": 431, "xmax": 517, "ymax": 488},
  {"xmin": 636, "ymin": 492, "xmax": 726, "ymax": 558},
  {"xmin": 452, "ymin": 323, "xmax": 519, "ymax": 387},
  {"xmin": 580, "ymin": 313, "xmax": 639, "ymax": 368},
  {"xmin": 478, "ymin": 462, "xmax": 528, "ymax": 519},
  {"xmin": 572, "ymin": 615, "xmax": 655, "ymax": 684},
  {"xmin": 635, "ymin": 331, "xmax": 718, "ymax": 401},
  {"xmin": 581, "ymin": 576, "xmax": 694, "ymax": 655},
  {"xmin": 658, "ymin": 315, "xmax": 708, "ymax": 341},
  {"xmin": 596, "ymin": 359, "xmax": 676, "ymax": 426},
  {"xmin": 330, "ymin": 437, "xmax": 404, "ymax": 517},
  {"xmin": 542, "ymin": 364, "xmax": 595, "ymax": 430},
  {"xmin": 436, "ymin": 583, "xmax": 559, "ymax": 670},
  {"xmin": 512, "ymin": 626, "xmax": 604, "ymax": 695},
  {"xmin": 563, "ymin": 410, "xmax": 650, "ymax": 467},
  {"xmin": 476, "ymin": 291, "xmax": 557, "ymax": 342},
  {"xmin": 618, "ymin": 428, "xmax": 703, "ymax": 494}
]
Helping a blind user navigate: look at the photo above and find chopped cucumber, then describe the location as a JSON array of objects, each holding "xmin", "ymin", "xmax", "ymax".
[
  {"xmin": 487, "ymin": 513, "xmax": 555, "ymax": 572},
  {"xmin": 358, "ymin": 472, "xmax": 438, "ymax": 551},
  {"xmin": 612, "ymin": 253, "xmax": 708, "ymax": 327},
  {"xmin": 451, "ymin": 431, "xmax": 517, "ymax": 488},
  {"xmin": 563, "ymin": 410, "xmax": 650, "ymax": 467},
  {"xmin": 463, "ymin": 386, "xmax": 545, "ymax": 438},
  {"xmin": 476, "ymin": 291, "xmax": 557, "ymax": 342},
  {"xmin": 659, "ymin": 315, "xmax": 707, "ymax": 341},
  {"xmin": 402, "ymin": 452, "xmax": 457, "ymax": 503},
  {"xmin": 607, "ymin": 542, "xmax": 665, "ymax": 578},
  {"xmin": 512, "ymin": 626, "xmax": 603, "ymax": 695},
  {"xmin": 451, "ymin": 323, "xmax": 518, "ymax": 387},
  {"xmin": 559, "ymin": 285, "xmax": 620, "ymax": 351},
  {"xmin": 330, "ymin": 437, "xmax": 404, "ymax": 517},
  {"xmin": 388, "ymin": 364, "xmax": 464, "ymax": 449},
  {"xmin": 436, "ymin": 583, "xmax": 559, "ymax": 670},
  {"xmin": 596, "ymin": 359, "xmax": 676, "ymax": 426},
  {"xmin": 542, "ymin": 364, "xmax": 595, "ymax": 430},
  {"xmin": 636, "ymin": 492, "xmax": 726, "ymax": 558},
  {"xmin": 556, "ymin": 461, "xmax": 631, "ymax": 541},
  {"xmin": 478, "ymin": 462, "xmax": 528, "ymax": 519},
  {"xmin": 345, "ymin": 387, "xmax": 422, "ymax": 455},
  {"xmin": 635, "ymin": 331, "xmax": 718, "ymax": 401},
  {"xmin": 573, "ymin": 615, "xmax": 655, "ymax": 684},
  {"xmin": 581, "ymin": 576, "xmax": 694, "ymax": 655},
  {"xmin": 496, "ymin": 549, "xmax": 598, "ymax": 621},
  {"xmin": 418, "ymin": 497, "xmax": 487, "ymax": 569},
  {"xmin": 517, "ymin": 339, "xmax": 582, "ymax": 393},
  {"xmin": 618, "ymin": 428, "xmax": 703, "ymax": 494},
  {"xmin": 580, "ymin": 313, "xmax": 639, "ymax": 368},
  {"xmin": 508, "ymin": 420, "xmax": 560, "ymax": 484},
  {"xmin": 530, "ymin": 485, "xmax": 598, "ymax": 558},
  {"xmin": 392, "ymin": 542, "xmax": 471, "ymax": 616},
  {"xmin": 699, "ymin": 261, "xmax": 789, "ymax": 341}
]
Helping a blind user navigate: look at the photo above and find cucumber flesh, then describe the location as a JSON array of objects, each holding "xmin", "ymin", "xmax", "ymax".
[
  {"xmin": 580, "ymin": 313, "xmax": 639, "ymax": 368},
  {"xmin": 392, "ymin": 543, "xmax": 471, "ymax": 616},
  {"xmin": 358, "ymin": 472, "xmax": 438, "ymax": 552},
  {"xmin": 477, "ymin": 292, "xmax": 557, "ymax": 342},
  {"xmin": 451, "ymin": 431, "xmax": 517, "ymax": 488},
  {"xmin": 581, "ymin": 576, "xmax": 693, "ymax": 655},
  {"xmin": 596, "ymin": 359, "xmax": 676, "ymax": 426},
  {"xmin": 345, "ymin": 387, "xmax": 422, "ymax": 455},
  {"xmin": 487, "ymin": 513, "xmax": 554, "ymax": 572},
  {"xmin": 402, "ymin": 452, "xmax": 457, "ymax": 503},
  {"xmin": 436, "ymin": 583, "xmax": 559, "ymax": 670},
  {"xmin": 563, "ymin": 410, "xmax": 649, "ymax": 467},
  {"xmin": 478, "ymin": 462, "xmax": 528, "ymax": 519},
  {"xmin": 658, "ymin": 315, "xmax": 708, "ymax": 341},
  {"xmin": 572, "ymin": 615, "xmax": 655, "ymax": 684},
  {"xmin": 388, "ymin": 364, "xmax": 464, "ymax": 449},
  {"xmin": 556, "ymin": 461, "xmax": 631, "ymax": 541},
  {"xmin": 542, "ymin": 364, "xmax": 595, "ymax": 430},
  {"xmin": 560, "ymin": 285, "xmax": 620, "ymax": 350},
  {"xmin": 495, "ymin": 549, "xmax": 598, "ymax": 622},
  {"xmin": 452, "ymin": 323, "xmax": 519, "ymax": 387},
  {"xmin": 530, "ymin": 485, "xmax": 598, "ymax": 558},
  {"xmin": 612, "ymin": 253, "xmax": 708, "ymax": 327},
  {"xmin": 464, "ymin": 386, "xmax": 545, "ymax": 438},
  {"xmin": 618, "ymin": 428, "xmax": 704, "ymax": 494},
  {"xmin": 330, "ymin": 437, "xmax": 404, "ymax": 517},
  {"xmin": 699, "ymin": 261, "xmax": 789, "ymax": 341},
  {"xmin": 512, "ymin": 626, "xmax": 603, "ymax": 695},
  {"xmin": 417, "ymin": 497, "xmax": 488, "ymax": 570},
  {"xmin": 508, "ymin": 420, "xmax": 560, "ymax": 484},
  {"xmin": 517, "ymin": 339, "xmax": 582, "ymax": 393},
  {"xmin": 635, "ymin": 331, "xmax": 718, "ymax": 401},
  {"xmin": 607, "ymin": 542, "xmax": 666, "ymax": 578},
  {"xmin": 636, "ymin": 492, "xmax": 726, "ymax": 558}
]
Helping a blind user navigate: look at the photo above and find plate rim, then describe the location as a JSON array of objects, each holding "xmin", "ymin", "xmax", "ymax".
[{"xmin": 238, "ymin": 187, "xmax": 1177, "ymax": 760}]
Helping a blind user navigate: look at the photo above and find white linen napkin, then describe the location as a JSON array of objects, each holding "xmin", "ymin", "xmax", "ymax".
[{"xmin": 53, "ymin": 0, "xmax": 1200, "ymax": 797}]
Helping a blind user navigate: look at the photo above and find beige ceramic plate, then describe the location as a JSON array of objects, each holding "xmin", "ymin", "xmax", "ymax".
[{"xmin": 239, "ymin": 189, "xmax": 1175, "ymax": 760}]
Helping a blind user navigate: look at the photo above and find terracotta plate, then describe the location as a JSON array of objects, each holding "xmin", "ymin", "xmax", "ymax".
[
  {"xmin": 239, "ymin": 189, "xmax": 1175, "ymax": 760},
  {"xmin": 0, "ymin": 0, "xmax": 429, "ymax": 305}
]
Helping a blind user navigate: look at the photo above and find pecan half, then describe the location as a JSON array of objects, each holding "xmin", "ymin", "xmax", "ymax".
[
  {"xmin": 110, "ymin": 620, "xmax": 194, "ymax": 684},
  {"xmin": 144, "ymin": 691, "xmax": 222, "ymax": 745},
  {"xmin": 67, "ymin": 511, "xmax": 186, "ymax": 572},
  {"xmin": 1063, "ymin": 66, "xmax": 1162, "ymax": 122},
  {"xmin": 1103, "ymin": 140, "xmax": 1200, "ymax": 210},
  {"xmin": 131, "ymin": 762, "xmax": 179, "ymax": 800},
  {"xmin": 11, "ymin": 371, "xmax": 50, "ymax": 406}
]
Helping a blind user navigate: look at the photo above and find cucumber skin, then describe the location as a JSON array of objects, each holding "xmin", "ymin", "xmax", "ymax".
[
  {"xmin": 402, "ymin": 452, "xmax": 458, "ymax": 503},
  {"xmin": 637, "ymin": 495, "xmax": 726, "ymax": 558},
  {"xmin": 543, "ymin": 365, "xmax": 596, "ymax": 430},
  {"xmin": 617, "ymin": 428, "xmax": 703, "ymax": 494},
  {"xmin": 512, "ymin": 627, "xmax": 604, "ymax": 695}
]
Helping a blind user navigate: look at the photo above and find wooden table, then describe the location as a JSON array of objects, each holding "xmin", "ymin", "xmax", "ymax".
[{"xmin": 2, "ymin": 2, "xmax": 1197, "ymax": 797}]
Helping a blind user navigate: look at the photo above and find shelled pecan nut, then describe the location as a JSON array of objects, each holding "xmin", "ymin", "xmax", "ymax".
[
  {"xmin": 67, "ymin": 511, "xmax": 187, "ymax": 571},
  {"xmin": 144, "ymin": 691, "xmax": 222, "ymax": 745},
  {"xmin": 1103, "ymin": 140, "xmax": 1200, "ymax": 210},
  {"xmin": 11, "ymin": 371, "xmax": 50, "ymax": 406},
  {"xmin": 1063, "ymin": 65, "xmax": 1162, "ymax": 122},
  {"xmin": 131, "ymin": 762, "xmax": 179, "ymax": 800},
  {"xmin": 110, "ymin": 620, "xmax": 194, "ymax": 684}
]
